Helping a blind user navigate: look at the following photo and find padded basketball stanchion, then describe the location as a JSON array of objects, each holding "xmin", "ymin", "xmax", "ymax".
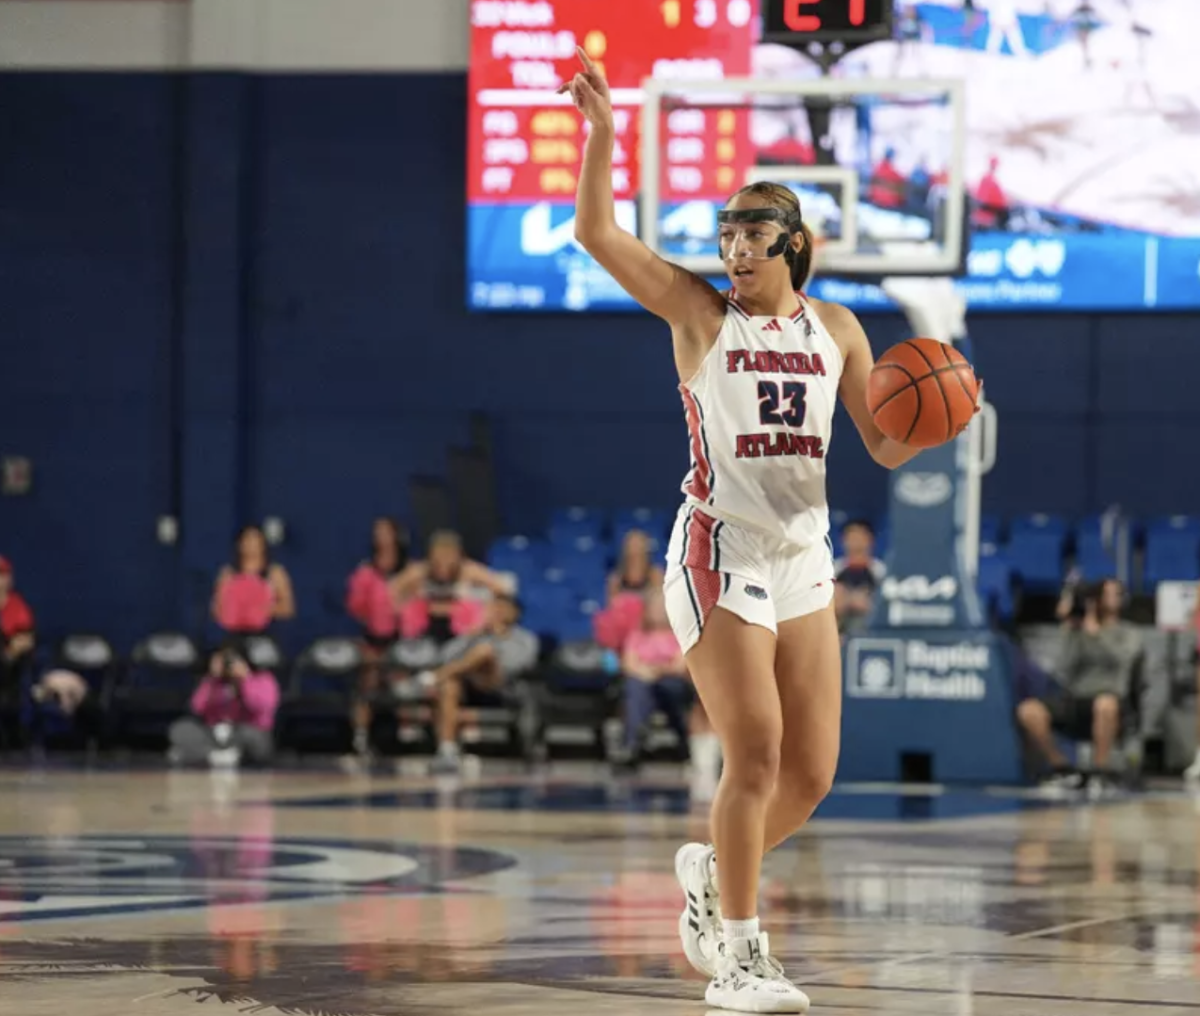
[{"xmin": 839, "ymin": 277, "xmax": 1019, "ymax": 785}]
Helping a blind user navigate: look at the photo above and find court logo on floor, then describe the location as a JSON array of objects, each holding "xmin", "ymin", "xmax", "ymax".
[{"xmin": 0, "ymin": 835, "xmax": 514, "ymax": 923}]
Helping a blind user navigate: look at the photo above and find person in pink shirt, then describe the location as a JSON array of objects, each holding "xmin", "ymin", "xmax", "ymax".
[
  {"xmin": 168, "ymin": 643, "xmax": 280, "ymax": 767},
  {"xmin": 211, "ymin": 526, "xmax": 296, "ymax": 635},
  {"xmin": 345, "ymin": 517, "xmax": 411, "ymax": 757},
  {"xmin": 616, "ymin": 592, "xmax": 715, "ymax": 772}
]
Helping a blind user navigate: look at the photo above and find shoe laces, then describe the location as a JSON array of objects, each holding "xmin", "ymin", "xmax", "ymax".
[{"xmin": 747, "ymin": 952, "xmax": 788, "ymax": 981}]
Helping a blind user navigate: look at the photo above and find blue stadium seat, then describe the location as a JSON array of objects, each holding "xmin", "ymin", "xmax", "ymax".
[
  {"xmin": 1147, "ymin": 514, "xmax": 1200, "ymax": 536},
  {"xmin": 521, "ymin": 572, "xmax": 578, "ymax": 638},
  {"xmin": 1144, "ymin": 528, "xmax": 1200, "ymax": 587},
  {"xmin": 1074, "ymin": 529, "xmax": 1117, "ymax": 579},
  {"xmin": 487, "ymin": 536, "xmax": 548, "ymax": 587},
  {"xmin": 1009, "ymin": 513, "xmax": 1069, "ymax": 538},
  {"xmin": 980, "ymin": 514, "xmax": 1003, "ymax": 544},
  {"xmin": 977, "ymin": 555, "xmax": 1014, "ymax": 621},
  {"xmin": 612, "ymin": 507, "xmax": 671, "ymax": 546},
  {"xmin": 554, "ymin": 537, "xmax": 609, "ymax": 601},
  {"xmin": 1005, "ymin": 514, "xmax": 1066, "ymax": 591},
  {"xmin": 554, "ymin": 598, "xmax": 601, "ymax": 643},
  {"xmin": 548, "ymin": 506, "xmax": 604, "ymax": 546}
]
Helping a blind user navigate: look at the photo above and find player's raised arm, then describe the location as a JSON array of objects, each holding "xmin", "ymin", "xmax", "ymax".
[{"xmin": 560, "ymin": 49, "xmax": 724, "ymax": 334}]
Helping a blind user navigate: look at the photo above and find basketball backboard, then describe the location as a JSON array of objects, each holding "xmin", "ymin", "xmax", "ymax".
[{"xmin": 639, "ymin": 76, "xmax": 967, "ymax": 279}]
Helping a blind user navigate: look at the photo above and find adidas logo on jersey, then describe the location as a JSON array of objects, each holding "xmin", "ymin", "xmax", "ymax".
[{"xmin": 761, "ymin": 319, "xmax": 783, "ymax": 332}]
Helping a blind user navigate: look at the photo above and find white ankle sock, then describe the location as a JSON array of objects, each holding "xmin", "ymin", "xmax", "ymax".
[
  {"xmin": 724, "ymin": 917, "xmax": 760, "ymax": 942},
  {"xmin": 438, "ymin": 741, "xmax": 459, "ymax": 758}
]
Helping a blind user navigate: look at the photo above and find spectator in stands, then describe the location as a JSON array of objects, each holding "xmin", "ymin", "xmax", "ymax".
[
  {"xmin": 972, "ymin": 156, "xmax": 1010, "ymax": 230},
  {"xmin": 29, "ymin": 669, "xmax": 103, "ymax": 750},
  {"xmin": 833, "ymin": 520, "xmax": 886, "ymax": 634},
  {"xmin": 1184, "ymin": 588, "xmax": 1200, "ymax": 783},
  {"xmin": 868, "ymin": 148, "xmax": 906, "ymax": 209},
  {"xmin": 1016, "ymin": 578, "xmax": 1143, "ymax": 791},
  {"xmin": 168, "ymin": 642, "xmax": 280, "ymax": 768},
  {"xmin": 346, "ymin": 517, "xmax": 410, "ymax": 757},
  {"xmin": 594, "ymin": 529, "xmax": 665, "ymax": 650},
  {"xmin": 211, "ymin": 526, "xmax": 296, "ymax": 635},
  {"xmin": 1055, "ymin": 567, "xmax": 1086, "ymax": 623},
  {"xmin": 422, "ymin": 594, "xmax": 539, "ymax": 774},
  {"xmin": 616, "ymin": 590, "xmax": 689, "ymax": 768},
  {"xmin": 608, "ymin": 529, "xmax": 664, "ymax": 602},
  {"xmin": 614, "ymin": 591, "xmax": 719, "ymax": 785},
  {"xmin": 394, "ymin": 529, "xmax": 511, "ymax": 645},
  {"xmin": 0, "ymin": 556, "xmax": 35, "ymax": 733}
]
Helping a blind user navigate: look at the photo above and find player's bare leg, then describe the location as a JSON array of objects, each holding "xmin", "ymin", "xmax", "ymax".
[
  {"xmin": 681, "ymin": 608, "xmax": 809, "ymax": 1012},
  {"xmin": 762, "ymin": 603, "xmax": 842, "ymax": 851}
]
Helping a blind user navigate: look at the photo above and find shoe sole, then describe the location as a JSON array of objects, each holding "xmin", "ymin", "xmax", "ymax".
[
  {"xmin": 704, "ymin": 984, "xmax": 810, "ymax": 1013},
  {"xmin": 675, "ymin": 845, "xmax": 717, "ymax": 978}
]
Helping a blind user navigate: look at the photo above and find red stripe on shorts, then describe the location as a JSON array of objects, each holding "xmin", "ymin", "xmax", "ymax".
[
  {"xmin": 685, "ymin": 566, "xmax": 723, "ymax": 629},
  {"xmin": 683, "ymin": 508, "xmax": 718, "ymax": 570}
]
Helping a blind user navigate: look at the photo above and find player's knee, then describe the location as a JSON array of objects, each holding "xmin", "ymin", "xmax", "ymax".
[
  {"xmin": 1016, "ymin": 698, "xmax": 1045, "ymax": 728},
  {"xmin": 1092, "ymin": 694, "xmax": 1120, "ymax": 722},
  {"xmin": 799, "ymin": 759, "xmax": 837, "ymax": 807},
  {"xmin": 777, "ymin": 753, "xmax": 835, "ymax": 817},
  {"xmin": 723, "ymin": 737, "xmax": 781, "ymax": 797}
]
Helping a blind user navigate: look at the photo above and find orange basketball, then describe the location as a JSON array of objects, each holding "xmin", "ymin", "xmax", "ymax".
[{"xmin": 867, "ymin": 338, "xmax": 979, "ymax": 449}]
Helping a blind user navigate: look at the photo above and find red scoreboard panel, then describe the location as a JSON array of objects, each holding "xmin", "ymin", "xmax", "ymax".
[{"xmin": 468, "ymin": 0, "xmax": 756, "ymax": 204}]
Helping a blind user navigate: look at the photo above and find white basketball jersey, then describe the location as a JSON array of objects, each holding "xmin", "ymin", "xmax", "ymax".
[{"xmin": 679, "ymin": 291, "xmax": 844, "ymax": 549}]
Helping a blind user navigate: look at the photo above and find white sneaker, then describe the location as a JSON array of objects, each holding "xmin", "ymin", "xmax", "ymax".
[
  {"xmin": 705, "ymin": 933, "xmax": 809, "ymax": 1013},
  {"xmin": 1184, "ymin": 756, "xmax": 1200, "ymax": 784},
  {"xmin": 676, "ymin": 842, "xmax": 721, "ymax": 976},
  {"xmin": 207, "ymin": 747, "xmax": 240, "ymax": 769}
]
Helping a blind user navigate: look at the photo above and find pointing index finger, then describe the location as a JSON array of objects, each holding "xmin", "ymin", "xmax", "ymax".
[{"xmin": 576, "ymin": 45, "xmax": 597, "ymax": 73}]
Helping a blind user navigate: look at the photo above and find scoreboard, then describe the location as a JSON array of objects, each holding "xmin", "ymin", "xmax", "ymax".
[
  {"xmin": 469, "ymin": 0, "xmax": 755, "ymax": 208},
  {"xmin": 466, "ymin": 0, "xmax": 1200, "ymax": 313}
]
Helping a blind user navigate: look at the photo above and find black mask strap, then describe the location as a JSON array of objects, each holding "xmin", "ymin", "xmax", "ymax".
[{"xmin": 718, "ymin": 207, "xmax": 803, "ymax": 260}]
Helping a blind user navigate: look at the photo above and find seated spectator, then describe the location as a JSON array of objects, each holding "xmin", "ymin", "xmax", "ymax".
[
  {"xmin": 212, "ymin": 526, "xmax": 295, "ymax": 635},
  {"xmin": 1055, "ymin": 568, "xmax": 1087, "ymax": 624},
  {"xmin": 29, "ymin": 669, "xmax": 103, "ymax": 749},
  {"xmin": 833, "ymin": 520, "xmax": 885, "ymax": 634},
  {"xmin": 1185, "ymin": 586, "xmax": 1200, "ymax": 784},
  {"xmin": 594, "ymin": 530, "xmax": 664, "ymax": 650},
  {"xmin": 420, "ymin": 594, "xmax": 539, "ymax": 774},
  {"xmin": 613, "ymin": 592, "xmax": 718, "ymax": 783},
  {"xmin": 394, "ymin": 530, "xmax": 511, "ymax": 644},
  {"xmin": 0, "ymin": 556, "xmax": 35, "ymax": 736},
  {"xmin": 168, "ymin": 643, "xmax": 280, "ymax": 768},
  {"xmin": 607, "ymin": 529, "xmax": 664, "ymax": 602},
  {"xmin": 1016, "ymin": 579, "xmax": 1142, "ymax": 791},
  {"xmin": 346, "ymin": 517, "xmax": 410, "ymax": 757}
]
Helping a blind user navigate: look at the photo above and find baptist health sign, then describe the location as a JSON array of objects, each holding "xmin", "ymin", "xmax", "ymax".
[{"xmin": 847, "ymin": 638, "xmax": 988, "ymax": 702}]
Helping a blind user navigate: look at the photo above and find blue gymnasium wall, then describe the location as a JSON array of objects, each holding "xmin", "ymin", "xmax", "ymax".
[{"xmin": 1, "ymin": 72, "xmax": 1197, "ymax": 648}]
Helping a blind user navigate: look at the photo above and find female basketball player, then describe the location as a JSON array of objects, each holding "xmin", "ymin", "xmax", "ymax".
[{"xmin": 560, "ymin": 49, "xmax": 976, "ymax": 1013}]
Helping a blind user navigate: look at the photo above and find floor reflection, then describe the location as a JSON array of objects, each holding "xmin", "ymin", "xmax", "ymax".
[{"xmin": 0, "ymin": 770, "xmax": 1198, "ymax": 1015}]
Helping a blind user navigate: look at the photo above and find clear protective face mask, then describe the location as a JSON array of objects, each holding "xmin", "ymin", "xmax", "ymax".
[{"xmin": 717, "ymin": 207, "xmax": 802, "ymax": 265}]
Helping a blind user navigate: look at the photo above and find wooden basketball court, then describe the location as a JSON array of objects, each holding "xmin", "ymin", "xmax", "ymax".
[{"xmin": 2, "ymin": 766, "xmax": 1198, "ymax": 1015}]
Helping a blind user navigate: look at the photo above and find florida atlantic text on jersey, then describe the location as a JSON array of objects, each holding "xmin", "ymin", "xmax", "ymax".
[{"xmin": 679, "ymin": 291, "xmax": 843, "ymax": 549}]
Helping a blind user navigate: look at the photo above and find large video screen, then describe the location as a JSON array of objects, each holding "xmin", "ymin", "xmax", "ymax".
[{"xmin": 467, "ymin": 1, "xmax": 1200, "ymax": 312}]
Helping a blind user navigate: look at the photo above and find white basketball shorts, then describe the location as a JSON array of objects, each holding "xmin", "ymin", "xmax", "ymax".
[{"xmin": 663, "ymin": 504, "xmax": 835, "ymax": 655}]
